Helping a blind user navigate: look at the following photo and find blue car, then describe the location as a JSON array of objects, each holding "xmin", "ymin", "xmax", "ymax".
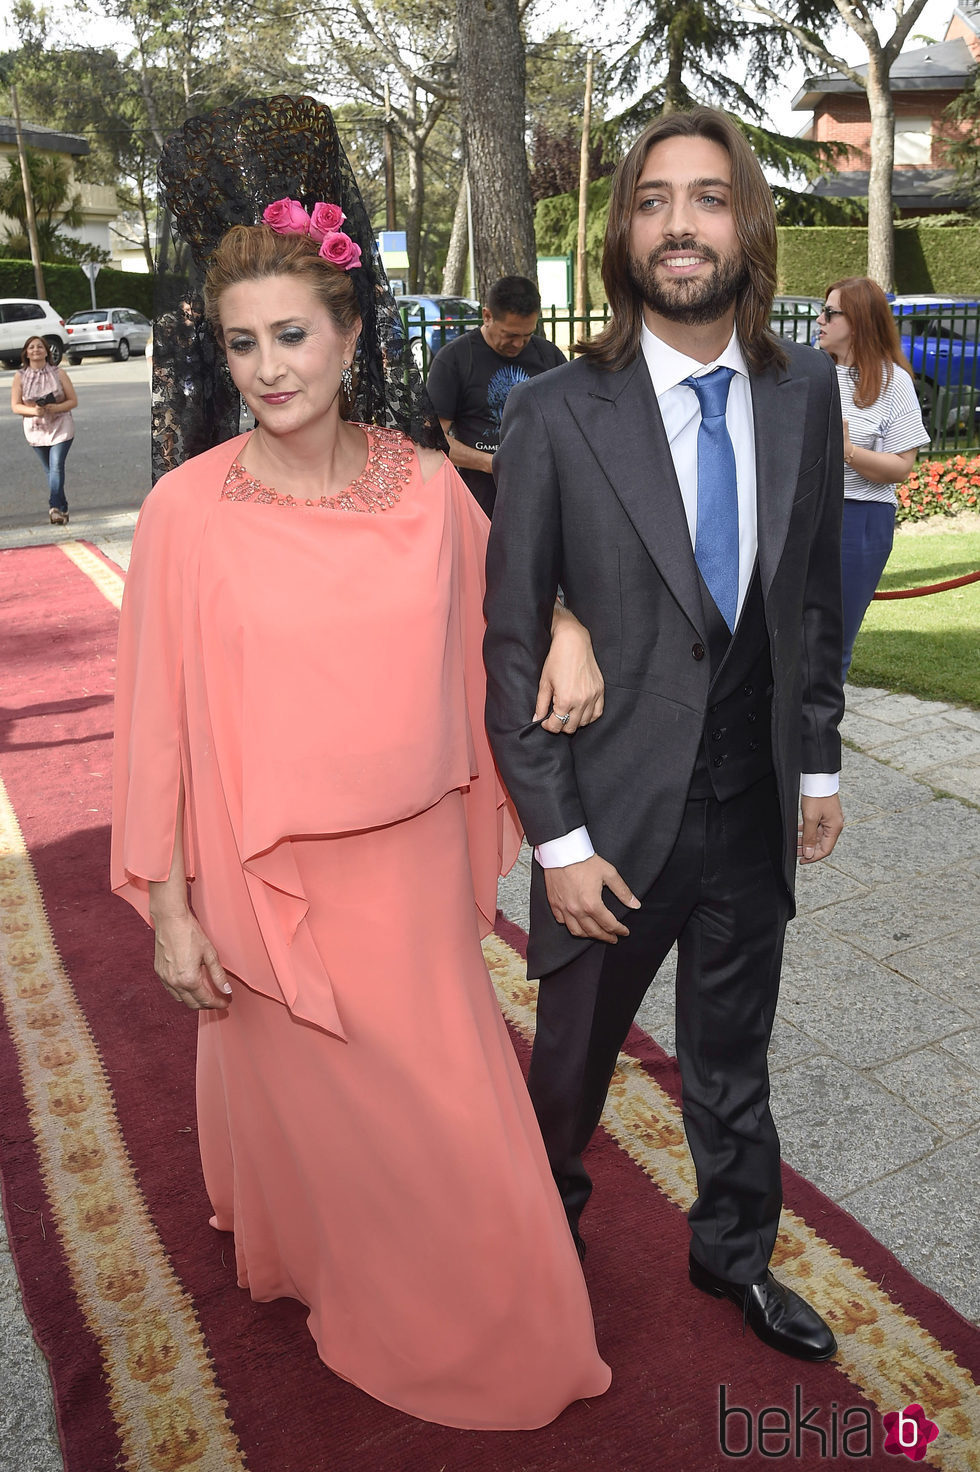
[
  {"xmin": 393, "ymin": 295, "xmax": 481, "ymax": 371},
  {"xmin": 889, "ymin": 295, "xmax": 980, "ymax": 434}
]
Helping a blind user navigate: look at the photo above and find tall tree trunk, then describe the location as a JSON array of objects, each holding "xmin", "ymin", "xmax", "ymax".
[
  {"xmin": 865, "ymin": 53, "xmax": 895, "ymax": 291},
  {"xmin": 137, "ymin": 172, "xmax": 155, "ymax": 272},
  {"xmin": 455, "ymin": 0, "xmax": 537, "ymax": 300},
  {"xmin": 405, "ymin": 116, "xmax": 424, "ymax": 293},
  {"xmin": 442, "ymin": 169, "xmax": 469, "ymax": 295},
  {"xmin": 662, "ymin": 11, "xmax": 688, "ymax": 114}
]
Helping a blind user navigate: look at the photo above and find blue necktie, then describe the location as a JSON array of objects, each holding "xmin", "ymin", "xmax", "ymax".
[{"xmin": 683, "ymin": 366, "xmax": 739, "ymax": 632}]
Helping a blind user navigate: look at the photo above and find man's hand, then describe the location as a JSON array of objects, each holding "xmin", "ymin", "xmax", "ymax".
[
  {"xmin": 152, "ymin": 910, "xmax": 232, "ymax": 1010},
  {"xmin": 798, "ymin": 793, "xmax": 844, "ymax": 864},
  {"xmin": 544, "ymin": 854, "xmax": 640, "ymax": 942}
]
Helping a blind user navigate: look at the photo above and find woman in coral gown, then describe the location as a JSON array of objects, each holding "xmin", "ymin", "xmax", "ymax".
[{"xmin": 111, "ymin": 97, "xmax": 610, "ymax": 1430}]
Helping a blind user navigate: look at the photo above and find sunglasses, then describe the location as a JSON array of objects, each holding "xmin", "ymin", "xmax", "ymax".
[{"xmin": 819, "ymin": 306, "xmax": 846, "ymax": 321}]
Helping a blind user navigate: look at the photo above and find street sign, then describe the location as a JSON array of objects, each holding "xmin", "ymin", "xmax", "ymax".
[{"xmin": 81, "ymin": 261, "xmax": 102, "ymax": 309}]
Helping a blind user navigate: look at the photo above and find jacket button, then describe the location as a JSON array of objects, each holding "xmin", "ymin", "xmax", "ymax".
[
  {"xmin": 711, "ymin": 728, "xmax": 724, "ymax": 741},
  {"xmin": 743, "ymin": 684, "xmax": 754, "ymax": 697},
  {"xmin": 692, "ymin": 643, "xmax": 705, "ymax": 661},
  {"xmin": 709, "ymin": 703, "xmax": 719, "ymax": 713},
  {"xmin": 749, "ymin": 739, "xmax": 760, "ymax": 752},
  {"xmin": 712, "ymin": 755, "xmax": 725, "ymax": 768},
  {"xmin": 747, "ymin": 711, "xmax": 757, "ymax": 724}
]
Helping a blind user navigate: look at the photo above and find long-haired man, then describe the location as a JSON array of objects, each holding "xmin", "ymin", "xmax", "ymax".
[{"xmin": 485, "ymin": 108, "xmax": 845, "ymax": 1362}]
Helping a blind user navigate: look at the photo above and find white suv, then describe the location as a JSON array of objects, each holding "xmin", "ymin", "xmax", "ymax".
[{"xmin": 0, "ymin": 299, "xmax": 69, "ymax": 367}]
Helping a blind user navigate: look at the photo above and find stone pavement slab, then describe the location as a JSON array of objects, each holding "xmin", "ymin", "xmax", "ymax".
[
  {"xmin": 833, "ymin": 747, "xmax": 933, "ymax": 814},
  {"xmin": 843, "ymin": 1131, "xmax": 980, "ymax": 1324},
  {"xmin": 771, "ymin": 1053, "xmax": 946, "ymax": 1198},
  {"xmin": 776, "ymin": 957, "xmax": 973, "ymax": 1068},
  {"xmin": 867, "ymin": 725, "xmax": 980, "ymax": 776},
  {"xmin": 871, "ymin": 1044, "xmax": 980, "ymax": 1133},
  {"xmin": 0, "ymin": 1216, "xmax": 62, "ymax": 1472},
  {"xmin": 887, "ymin": 927, "xmax": 980, "ymax": 1013},
  {"xmin": 823, "ymin": 866, "xmax": 978, "ymax": 959},
  {"xmin": 825, "ymin": 799, "xmax": 980, "ymax": 886}
]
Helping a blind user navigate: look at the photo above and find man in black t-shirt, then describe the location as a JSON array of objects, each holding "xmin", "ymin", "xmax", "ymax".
[{"xmin": 426, "ymin": 275, "xmax": 566, "ymax": 516}]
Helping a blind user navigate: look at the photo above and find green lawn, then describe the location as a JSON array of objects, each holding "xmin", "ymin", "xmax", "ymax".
[{"xmin": 848, "ymin": 529, "xmax": 980, "ymax": 708}]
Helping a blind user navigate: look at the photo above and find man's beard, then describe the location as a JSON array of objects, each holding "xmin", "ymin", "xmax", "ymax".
[{"xmin": 628, "ymin": 240, "xmax": 748, "ymax": 325}]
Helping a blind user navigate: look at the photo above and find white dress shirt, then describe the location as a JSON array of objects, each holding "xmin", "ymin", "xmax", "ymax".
[{"xmin": 536, "ymin": 322, "xmax": 839, "ymax": 870}]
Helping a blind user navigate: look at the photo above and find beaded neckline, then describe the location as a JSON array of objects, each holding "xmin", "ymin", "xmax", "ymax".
[{"xmin": 221, "ymin": 423, "xmax": 415, "ymax": 513}]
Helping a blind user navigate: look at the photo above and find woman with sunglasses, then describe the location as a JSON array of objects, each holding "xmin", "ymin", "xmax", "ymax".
[{"xmin": 817, "ymin": 278, "xmax": 929, "ymax": 680}]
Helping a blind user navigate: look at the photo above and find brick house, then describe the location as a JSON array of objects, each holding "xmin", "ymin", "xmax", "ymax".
[{"xmin": 793, "ymin": 5, "xmax": 979, "ymax": 214}]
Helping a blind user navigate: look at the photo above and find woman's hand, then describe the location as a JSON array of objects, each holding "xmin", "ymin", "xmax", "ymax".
[
  {"xmin": 151, "ymin": 908, "xmax": 232, "ymax": 1010},
  {"xmin": 535, "ymin": 603, "xmax": 605, "ymax": 735}
]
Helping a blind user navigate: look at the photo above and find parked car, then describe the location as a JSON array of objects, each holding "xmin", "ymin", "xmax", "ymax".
[
  {"xmin": 770, "ymin": 296, "xmax": 822, "ymax": 345},
  {"xmin": 393, "ymin": 295, "xmax": 481, "ymax": 370},
  {"xmin": 65, "ymin": 307, "xmax": 152, "ymax": 363},
  {"xmin": 0, "ymin": 298, "xmax": 68, "ymax": 367},
  {"xmin": 889, "ymin": 295, "xmax": 980, "ymax": 433}
]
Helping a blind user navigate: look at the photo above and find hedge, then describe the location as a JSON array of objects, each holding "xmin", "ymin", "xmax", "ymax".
[
  {"xmin": 776, "ymin": 226, "xmax": 980, "ymax": 296},
  {"xmin": 0, "ymin": 258, "xmax": 158, "ymax": 318}
]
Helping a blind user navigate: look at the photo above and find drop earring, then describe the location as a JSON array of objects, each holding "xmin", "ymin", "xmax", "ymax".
[{"xmin": 341, "ymin": 358, "xmax": 354, "ymax": 400}]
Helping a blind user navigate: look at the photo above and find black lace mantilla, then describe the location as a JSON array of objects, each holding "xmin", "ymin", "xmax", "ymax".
[{"xmin": 152, "ymin": 95, "xmax": 446, "ymax": 483}]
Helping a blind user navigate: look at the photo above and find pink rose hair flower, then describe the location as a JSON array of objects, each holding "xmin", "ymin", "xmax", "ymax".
[
  {"xmin": 309, "ymin": 202, "xmax": 345, "ymax": 240},
  {"xmin": 262, "ymin": 198, "xmax": 312, "ymax": 234},
  {"xmin": 318, "ymin": 230, "xmax": 362, "ymax": 271},
  {"xmin": 260, "ymin": 197, "xmax": 360, "ymax": 270}
]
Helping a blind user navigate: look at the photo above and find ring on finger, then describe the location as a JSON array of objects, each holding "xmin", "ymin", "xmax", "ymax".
[{"xmin": 554, "ymin": 710, "xmax": 571, "ymax": 725}]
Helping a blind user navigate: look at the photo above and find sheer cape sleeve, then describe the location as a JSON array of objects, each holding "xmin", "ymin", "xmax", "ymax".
[
  {"xmin": 111, "ymin": 437, "xmax": 521, "ymax": 1039},
  {"xmin": 446, "ymin": 463, "xmax": 523, "ymax": 934},
  {"xmin": 110, "ymin": 459, "xmax": 207, "ymax": 922}
]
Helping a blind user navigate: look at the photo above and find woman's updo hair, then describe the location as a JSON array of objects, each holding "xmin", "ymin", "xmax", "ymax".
[{"xmin": 203, "ymin": 223, "xmax": 360, "ymax": 338}]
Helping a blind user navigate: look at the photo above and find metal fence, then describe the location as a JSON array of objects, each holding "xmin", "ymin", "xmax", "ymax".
[{"xmin": 401, "ymin": 297, "xmax": 980, "ymax": 457}]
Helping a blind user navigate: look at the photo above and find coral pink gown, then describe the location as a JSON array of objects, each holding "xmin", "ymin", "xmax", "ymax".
[{"xmin": 111, "ymin": 424, "xmax": 611, "ymax": 1429}]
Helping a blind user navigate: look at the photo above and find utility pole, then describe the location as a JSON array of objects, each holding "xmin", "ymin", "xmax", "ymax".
[
  {"xmin": 10, "ymin": 83, "xmax": 46, "ymax": 299},
  {"xmin": 465, "ymin": 168, "xmax": 475, "ymax": 300},
  {"xmin": 383, "ymin": 80, "xmax": 397, "ymax": 232},
  {"xmin": 574, "ymin": 48, "xmax": 594, "ymax": 324}
]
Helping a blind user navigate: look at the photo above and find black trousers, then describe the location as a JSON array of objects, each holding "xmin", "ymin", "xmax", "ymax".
[{"xmin": 526, "ymin": 774, "xmax": 791, "ymax": 1284}]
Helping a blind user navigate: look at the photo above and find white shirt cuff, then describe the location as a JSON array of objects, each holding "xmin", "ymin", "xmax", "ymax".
[
  {"xmin": 800, "ymin": 771, "xmax": 840, "ymax": 797},
  {"xmin": 534, "ymin": 826, "xmax": 595, "ymax": 868}
]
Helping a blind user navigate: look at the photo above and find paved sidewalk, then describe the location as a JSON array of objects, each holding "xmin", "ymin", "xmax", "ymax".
[{"xmin": 3, "ymin": 519, "xmax": 979, "ymax": 1468}]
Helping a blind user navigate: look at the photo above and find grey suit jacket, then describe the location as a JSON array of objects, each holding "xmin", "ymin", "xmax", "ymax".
[{"xmin": 483, "ymin": 339, "xmax": 845, "ymax": 978}]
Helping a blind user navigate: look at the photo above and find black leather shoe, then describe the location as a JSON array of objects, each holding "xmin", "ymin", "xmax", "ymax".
[{"xmin": 689, "ymin": 1252, "xmax": 837, "ymax": 1361}]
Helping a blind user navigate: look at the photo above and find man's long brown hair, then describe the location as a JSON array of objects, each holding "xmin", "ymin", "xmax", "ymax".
[
  {"xmin": 579, "ymin": 108, "xmax": 787, "ymax": 374},
  {"xmin": 824, "ymin": 276, "xmax": 912, "ymax": 409}
]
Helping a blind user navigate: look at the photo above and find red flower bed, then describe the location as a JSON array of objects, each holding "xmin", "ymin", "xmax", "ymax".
[{"xmin": 897, "ymin": 454, "xmax": 980, "ymax": 524}]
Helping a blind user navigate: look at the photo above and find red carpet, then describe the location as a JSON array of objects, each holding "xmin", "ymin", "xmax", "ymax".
[{"xmin": 1, "ymin": 541, "xmax": 978, "ymax": 1472}]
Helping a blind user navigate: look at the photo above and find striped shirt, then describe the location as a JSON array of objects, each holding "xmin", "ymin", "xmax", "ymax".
[{"xmin": 837, "ymin": 363, "xmax": 929, "ymax": 507}]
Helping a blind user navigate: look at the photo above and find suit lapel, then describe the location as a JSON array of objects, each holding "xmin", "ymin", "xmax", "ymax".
[
  {"xmin": 565, "ymin": 358, "xmax": 705, "ymax": 635},
  {"xmin": 752, "ymin": 362, "xmax": 810, "ymax": 598}
]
